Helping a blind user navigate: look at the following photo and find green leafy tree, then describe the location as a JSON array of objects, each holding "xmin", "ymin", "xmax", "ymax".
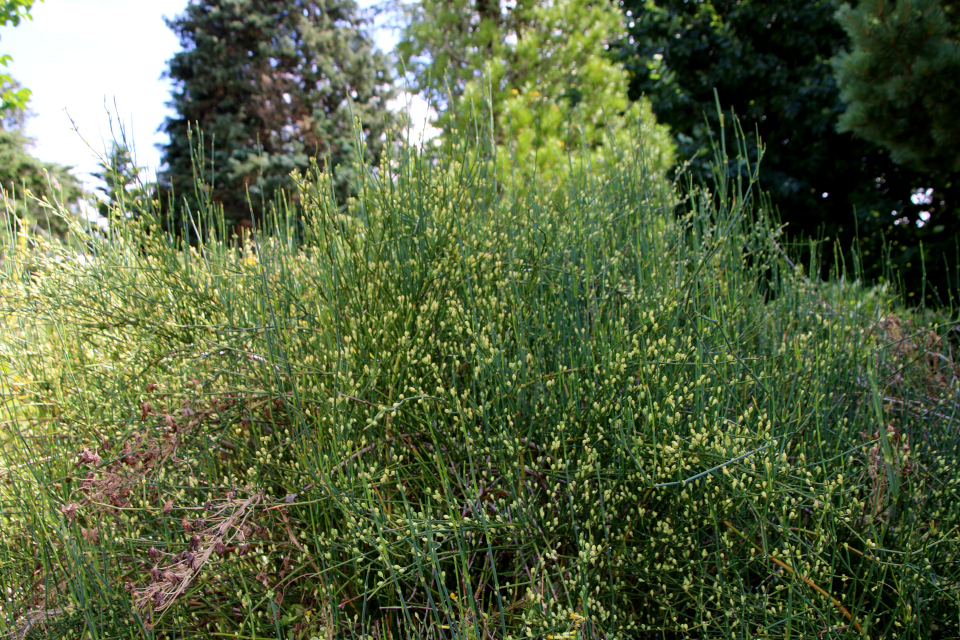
[
  {"xmin": 833, "ymin": 0, "xmax": 960, "ymax": 173},
  {"xmin": 0, "ymin": 0, "xmax": 41, "ymax": 113},
  {"xmin": 397, "ymin": 0, "xmax": 674, "ymax": 185},
  {"xmin": 161, "ymin": 0, "xmax": 396, "ymax": 226},
  {"xmin": 0, "ymin": 100, "xmax": 85, "ymax": 238},
  {"xmin": 615, "ymin": 0, "xmax": 959, "ymax": 302}
]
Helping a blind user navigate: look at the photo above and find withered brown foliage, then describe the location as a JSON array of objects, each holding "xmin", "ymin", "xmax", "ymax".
[
  {"xmin": 134, "ymin": 492, "xmax": 263, "ymax": 615},
  {"xmin": 875, "ymin": 315, "xmax": 960, "ymax": 404}
]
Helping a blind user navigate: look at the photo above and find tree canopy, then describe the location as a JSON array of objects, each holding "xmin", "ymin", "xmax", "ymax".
[
  {"xmin": 833, "ymin": 0, "xmax": 960, "ymax": 173},
  {"xmin": 398, "ymin": 0, "xmax": 674, "ymax": 185},
  {"xmin": 161, "ymin": 0, "xmax": 395, "ymax": 226},
  {"xmin": 615, "ymin": 0, "xmax": 959, "ymax": 301}
]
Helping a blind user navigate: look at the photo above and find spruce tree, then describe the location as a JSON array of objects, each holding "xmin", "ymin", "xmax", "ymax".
[
  {"xmin": 833, "ymin": 0, "xmax": 960, "ymax": 173},
  {"xmin": 161, "ymin": 0, "xmax": 395, "ymax": 226}
]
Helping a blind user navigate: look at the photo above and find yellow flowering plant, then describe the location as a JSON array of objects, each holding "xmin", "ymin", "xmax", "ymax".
[{"xmin": 0, "ymin": 110, "xmax": 957, "ymax": 639}]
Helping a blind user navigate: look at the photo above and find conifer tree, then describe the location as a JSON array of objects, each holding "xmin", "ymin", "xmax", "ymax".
[
  {"xmin": 616, "ymin": 0, "xmax": 903, "ymax": 237},
  {"xmin": 93, "ymin": 142, "xmax": 151, "ymax": 221},
  {"xmin": 398, "ymin": 0, "xmax": 674, "ymax": 186},
  {"xmin": 161, "ymin": 0, "xmax": 395, "ymax": 225},
  {"xmin": 833, "ymin": 0, "xmax": 960, "ymax": 173},
  {"xmin": 615, "ymin": 0, "xmax": 959, "ymax": 302}
]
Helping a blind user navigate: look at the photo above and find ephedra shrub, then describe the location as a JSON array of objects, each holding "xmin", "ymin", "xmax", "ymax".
[{"xmin": 0, "ymin": 116, "xmax": 958, "ymax": 640}]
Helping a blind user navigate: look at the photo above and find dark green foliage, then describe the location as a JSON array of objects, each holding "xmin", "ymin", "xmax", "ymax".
[
  {"xmin": 833, "ymin": 0, "xmax": 960, "ymax": 173},
  {"xmin": 614, "ymin": 0, "xmax": 959, "ymax": 304},
  {"xmin": 161, "ymin": 0, "xmax": 396, "ymax": 226},
  {"xmin": 0, "ymin": 104, "xmax": 84, "ymax": 238}
]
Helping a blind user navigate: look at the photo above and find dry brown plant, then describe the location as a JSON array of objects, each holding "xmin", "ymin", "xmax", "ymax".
[
  {"xmin": 876, "ymin": 315, "xmax": 958, "ymax": 402},
  {"xmin": 134, "ymin": 492, "xmax": 263, "ymax": 616},
  {"xmin": 72, "ymin": 400, "xmax": 218, "ymax": 511}
]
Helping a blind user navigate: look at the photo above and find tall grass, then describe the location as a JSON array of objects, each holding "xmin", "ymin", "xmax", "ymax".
[{"xmin": 0, "ymin": 114, "xmax": 958, "ymax": 640}]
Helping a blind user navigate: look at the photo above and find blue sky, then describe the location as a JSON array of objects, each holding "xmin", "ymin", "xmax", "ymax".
[{"xmin": 1, "ymin": 0, "xmax": 419, "ymax": 191}]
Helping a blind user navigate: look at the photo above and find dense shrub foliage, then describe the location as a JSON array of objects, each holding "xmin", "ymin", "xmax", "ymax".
[
  {"xmin": 1, "ymin": 126, "xmax": 958, "ymax": 639},
  {"xmin": 614, "ymin": 0, "xmax": 960, "ymax": 304}
]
